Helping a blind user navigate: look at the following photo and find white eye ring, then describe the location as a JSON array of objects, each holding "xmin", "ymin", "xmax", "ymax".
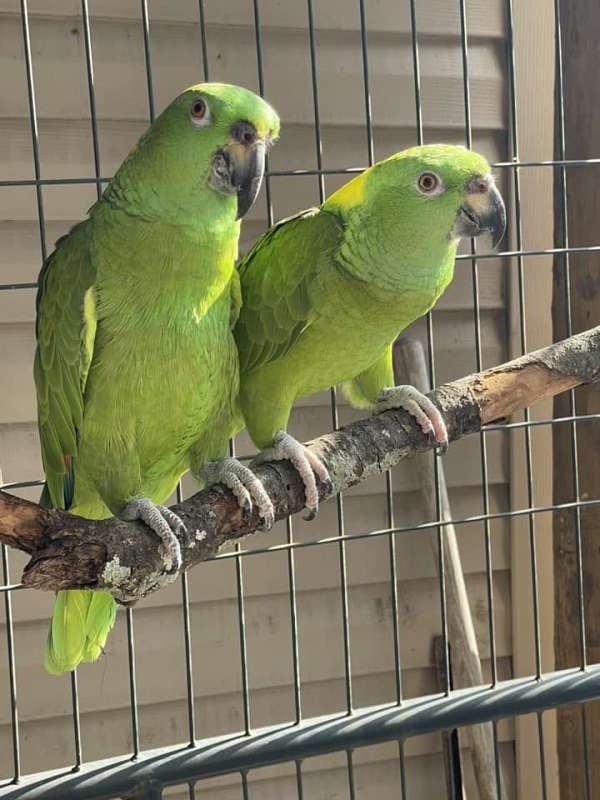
[
  {"xmin": 189, "ymin": 97, "xmax": 211, "ymax": 128},
  {"xmin": 416, "ymin": 172, "xmax": 444, "ymax": 196}
]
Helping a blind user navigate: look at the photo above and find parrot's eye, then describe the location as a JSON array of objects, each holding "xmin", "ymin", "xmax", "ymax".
[
  {"xmin": 190, "ymin": 98, "xmax": 210, "ymax": 127},
  {"xmin": 416, "ymin": 172, "xmax": 443, "ymax": 195}
]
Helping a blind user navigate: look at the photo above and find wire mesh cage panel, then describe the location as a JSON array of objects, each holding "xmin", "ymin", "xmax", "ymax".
[{"xmin": 0, "ymin": 0, "xmax": 598, "ymax": 798}]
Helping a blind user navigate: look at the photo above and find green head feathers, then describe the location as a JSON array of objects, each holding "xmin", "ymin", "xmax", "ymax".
[
  {"xmin": 325, "ymin": 143, "xmax": 506, "ymax": 253},
  {"xmin": 103, "ymin": 83, "xmax": 280, "ymax": 225}
]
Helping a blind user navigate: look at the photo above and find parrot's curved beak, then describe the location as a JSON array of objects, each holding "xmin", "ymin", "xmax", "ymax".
[
  {"xmin": 452, "ymin": 178, "xmax": 506, "ymax": 248},
  {"xmin": 230, "ymin": 140, "xmax": 266, "ymax": 219},
  {"xmin": 209, "ymin": 125, "xmax": 267, "ymax": 220}
]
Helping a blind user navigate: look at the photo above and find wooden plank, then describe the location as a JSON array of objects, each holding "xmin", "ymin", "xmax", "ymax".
[
  {"xmin": 0, "ymin": 15, "xmax": 506, "ymax": 128},
  {"xmin": 164, "ymin": 742, "xmax": 515, "ymax": 800},
  {"xmin": 0, "ymin": 118, "xmax": 504, "ymax": 185},
  {"xmin": 0, "ymin": 662, "xmax": 514, "ymax": 780},
  {"xmin": 0, "ymin": 570, "xmax": 513, "ymax": 730},
  {"xmin": 0, "ymin": 0, "xmax": 506, "ymax": 38}
]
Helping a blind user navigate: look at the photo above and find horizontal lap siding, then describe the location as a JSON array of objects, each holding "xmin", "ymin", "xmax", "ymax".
[{"xmin": 0, "ymin": 1, "xmax": 512, "ymax": 796}]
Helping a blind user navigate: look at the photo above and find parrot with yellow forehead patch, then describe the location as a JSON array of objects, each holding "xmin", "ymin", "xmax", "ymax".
[
  {"xmin": 234, "ymin": 144, "xmax": 506, "ymax": 516},
  {"xmin": 34, "ymin": 83, "xmax": 279, "ymax": 673}
]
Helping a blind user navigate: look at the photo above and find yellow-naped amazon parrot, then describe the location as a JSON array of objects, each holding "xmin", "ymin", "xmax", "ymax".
[
  {"xmin": 234, "ymin": 145, "xmax": 506, "ymax": 516},
  {"xmin": 34, "ymin": 83, "xmax": 279, "ymax": 673}
]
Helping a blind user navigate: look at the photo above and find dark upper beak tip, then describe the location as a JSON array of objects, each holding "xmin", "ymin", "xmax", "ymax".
[
  {"xmin": 234, "ymin": 141, "xmax": 266, "ymax": 220},
  {"xmin": 488, "ymin": 185, "xmax": 507, "ymax": 249}
]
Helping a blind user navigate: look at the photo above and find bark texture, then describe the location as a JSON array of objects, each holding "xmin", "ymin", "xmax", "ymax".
[{"xmin": 1, "ymin": 325, "xmax": 599, "ymax": 603}]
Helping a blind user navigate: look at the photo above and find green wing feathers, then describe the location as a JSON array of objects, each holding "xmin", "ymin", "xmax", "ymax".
[
  {"xmin": 35, "ymin": 223, "xmax": 117, "ymax": 675},
  {"xmin": 235, "ymin": 207, "xmax": 344, "ymax": 374},
  {"xmin": 34, "ymin": 222, "xmax": 97, "ymax": 509}
]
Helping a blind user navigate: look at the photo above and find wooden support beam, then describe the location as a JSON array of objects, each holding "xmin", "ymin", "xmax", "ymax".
[{"xmin": 553, "ymin": 0, "xmax": 600, "ymax": 793}]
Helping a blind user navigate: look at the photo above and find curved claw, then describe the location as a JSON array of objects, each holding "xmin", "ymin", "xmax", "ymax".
[
  {"xmin": 252, "ymin": 431, "xmax": 330, "ymax": 521},
  {"xmin": 201, "ymin": 457, "xmax": 275, "ymax": 530},
  {"xmin": 377, "ymin": 385, "xmax": 448, "ymax": 450},
  {"xmin": 120, "ymin": 497, "xmax": 184, "ymax": 575}
]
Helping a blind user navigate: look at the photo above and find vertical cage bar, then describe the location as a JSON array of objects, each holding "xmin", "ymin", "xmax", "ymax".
[
  {"xmin": 398, "ymin": 741, "xmax": 408, "ymax": 798},
  {"xmin": 121, "ymin": 4, "xmax": 163, "ymax": 759},
  {"xmin": 197, "ymin": 0, "xmax": 210, "ymax": 80},
  {"xmin": 553, "ymin": 0, "xmax": 587, "ymax": 672},
  {"xmin": 306, "ymin": 0, "xmax": 325, "ymax": 201},
  {"xmin": 250, "ymin": 4, "xmax": 302, "ymax": 728},
  {"xmin": 428, "ymin": 356, "xmax": 452, "ymax": 700},
  {"xmin": 336, "ymin": 486, "xmax": 354, "ymax": 715},
  {"xmin": 80, "ymin": 0, "xmax": 102, "ymax": 201},
  {"xmin": 77, "ymin": 8, "xmax": 111, "ymax": 759},
  {"xmin": 408, "ymin": 10, "xmax": 455, "ymax": 793},
  {"xmin": 306, "ymin": 0, "xmax": 353, "ymax": 714},
  {"xmin": 69, "ymin": 671, "xmax": 83, "ymax": 769},
  {"xmin": 357, "ymin": 0, "xmax": 374, "ymax": 164},
  {"xmin": 536, "ymin": 712, "xmax": 549, "ymax": 800},
  {"xmin": 456, "ymin": 0, "xmax": 499, "ymax": 692},
  {"xmin": 505, "ymin": 0, "xmax": 544, "ymax": 682},
  {"xmin": 504, "ymin": 2, "xmax": 550, "ymax": 794},
  {"xmin": 251, "ymin": 0, "xmax": 274, "ymax": 222},
  {"xmin": 387, "ymin": 475, "xmax": 403, "ymax": 706},
  {"xmin": 346, "ymin": 750, "xmax": 356, "ymax": 800},
  {"xmin": 1, "ymin": 546, "xmax": 20, "ymax": 782},
  {"xmin": 180, "ymin": 571, "xmax": 197, "ymax": 746},
  {"xmin": 456, "ymin": 5, "xmax": 504, "ymax": 794},
  {"xmin": 408, "ymin": 0, "xmax": 423, "ymax": 146},
  {"xmin": 493, "ymin": 719, "xmax": 504, "ymax": 799},
  {"xmin": 126, "ymin": 608, "xmax": 141, "ymax": 758},
  {"xmin": 177, "ymin": 477, "xmax": 196, "ymax": 746},
  {"xmin": 295, "ymin": 760, "xmax": 304, "ymax": 800},
  {"xmin": 192, "ymin": 31, "xmax": 213, "ymax": 744},
  {"xmin": 374, "ymin": 3, "xmax": 403, "ymax": 713},
  {"xmin": 287, "ymin": 521, "xmax": 302, "ymax": 724},
  {"xmin": 235, "ymin": 550, "xmax": 251, "ymax": 735},
  {"xmin": 408, "ymin": 0, "xmax": 451, "ymax": 707},
  {"xmin": 228, "ymin": 441, "xmax": 251, "ymax": 737},
  {"xmin": 19, "ymin": 0, "xmax": 47, "ymax": 262},
  {"xmin": 21, "ymin": 0, "xmax": 86, "ymax": 770},
  {"xmin": 140, "ymin": 0, "xmax": 155, "ymax": 123},
  {"xmin": 175, "ymin": 474, "xmax": 196, "ymax": 746},
  {"xmin": 581, "ymin": 705, "xmax": 592, "ymax": 800},
  {"xmin": 240, "ymin": 769, "xmax": 250, "ymax": 800}
]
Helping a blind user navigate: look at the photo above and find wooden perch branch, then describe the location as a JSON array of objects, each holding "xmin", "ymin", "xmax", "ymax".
[{"xmin": 1, "ymin": 325, "xmax": 600, "ymax": 603}]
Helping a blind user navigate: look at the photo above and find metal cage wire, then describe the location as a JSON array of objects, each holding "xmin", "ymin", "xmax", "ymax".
[{"xmin": 0, "ymin": 0, "xmax": 598, "ymax": 798}]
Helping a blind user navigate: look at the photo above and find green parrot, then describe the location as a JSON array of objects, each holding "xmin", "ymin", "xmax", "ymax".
[
  {"xmin": 34, "ymin": 83, "xmax": 279, "ymax": 674},
  {"xmin": 234, "ymin": 144, "xmax": 506, "ymax": 515}
]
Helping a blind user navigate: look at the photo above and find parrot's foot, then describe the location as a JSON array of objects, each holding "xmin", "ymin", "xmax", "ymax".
[
  {"xmin": 119, "ymin": 497, "xmax": 184, "ymax": 575},
  {"xmin": 376, "ymin": 385, "xmax": 448, "ymax": 454},
  {"xmin": 251, "ymin": 431, "xmax": 331, "ymax": 521},
  {"xmin": 201, "ymin": 458, "xmax": 275, "ymax": 530}
]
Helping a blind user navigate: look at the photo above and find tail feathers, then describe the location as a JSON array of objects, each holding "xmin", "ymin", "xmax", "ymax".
[{"xmin": 45, "ymin": 590, "xmax": 117, "ymax": 675}]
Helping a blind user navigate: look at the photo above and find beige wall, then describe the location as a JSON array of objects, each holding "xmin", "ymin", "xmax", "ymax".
[{"xmin": 0, "ymin": 1, "xmax": 553, "ymax": 797}]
